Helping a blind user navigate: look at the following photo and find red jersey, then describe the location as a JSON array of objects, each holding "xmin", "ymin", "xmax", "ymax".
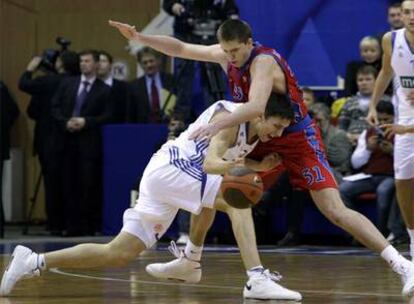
[
  {"xmin": 227, "ymin": 43, "xmax": 308, "ymax": 124},
  {"xmin": 226, "ymin": 43, "xmax": 337, "ymax": 191}
]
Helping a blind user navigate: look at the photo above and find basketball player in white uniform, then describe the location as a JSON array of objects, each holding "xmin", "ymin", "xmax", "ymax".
[
  {"xmin": 0, "ymin": 95, "xmax": 302, "ymax": 301},
  {"xmin": 368, "ymin": 0, "xmax": 414, "ymax": 261}
]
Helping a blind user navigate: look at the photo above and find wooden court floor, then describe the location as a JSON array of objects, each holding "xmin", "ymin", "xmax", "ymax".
[{"xmin": 0, "ymin": 244, "xmax": 414, "ymax": 304}]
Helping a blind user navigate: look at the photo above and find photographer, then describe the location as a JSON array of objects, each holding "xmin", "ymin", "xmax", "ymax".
[
  {"xmin": 163, "ymin": 0, "xmax": 239, "ymax": 121},
  {"xmin": 18, "ymin": 50, "xmax": 79, "ymax": 235},
  {"xmin": 339, "ymin": 100, "xmax": 396, "ymax": 236}
]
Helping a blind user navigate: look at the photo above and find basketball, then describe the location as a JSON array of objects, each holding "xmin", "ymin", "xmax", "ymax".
[{"xmin": 221, "ymin": 167, "xmax": 264, "ymax": 209}]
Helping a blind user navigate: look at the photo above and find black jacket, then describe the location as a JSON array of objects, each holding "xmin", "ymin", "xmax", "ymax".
[
  {"xmin": 50, "ymin": 76, "xmax": 112, "ymax": 157},
  {"xmin": 18, "ymin": 71, "xmax": 66, "ymax": 154},
  {"xmin": 110, "ymin": 79, "xmax": 129, "ymax": 123},
  {"xmin": 163, "ymin": 0, "xmax": 239, "ymax": 38},
  {"xmin": 0, "ymin": 81, "xmax": 20, "ymax": 160}
]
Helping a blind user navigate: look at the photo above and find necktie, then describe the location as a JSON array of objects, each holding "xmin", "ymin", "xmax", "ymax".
[
  {"xmin": 73, "ymin": 81, "xmax": 90, "ymax": 116},
  {"xmin": 150, "ymin": 78, "xmax": 160, "ymax": 123}
]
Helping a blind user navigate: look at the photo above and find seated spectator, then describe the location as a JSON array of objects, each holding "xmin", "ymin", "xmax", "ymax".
[
  {"xmin": 339, "ymin": 65, "xmax": 390, "ymax": 146},
  {"xmin": 98, "ymin": 51, "xmax": 128, "ymax": 123},
  {"xmin": 339, "ymin": 101, "xmax": 395, "ymax": 236},
  {"xmin": 310, "ymin": 103, "xmax": 352, "ymax": 182},
  {"xmin": 127, "ymin": 47, "xmax": 176, "ymax": 123},
  {"xmin": 301, "ymin": 87, "xmax": 315, "ymax": 109},
  {"xmin": 344, "ymin": 36, "xmax": 382, "ymax": 96}
]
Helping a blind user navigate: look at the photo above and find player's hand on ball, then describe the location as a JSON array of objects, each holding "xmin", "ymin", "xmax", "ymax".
[{"xmin": 260, "ymin": 153, "xmax": 281, "ymax": 171}]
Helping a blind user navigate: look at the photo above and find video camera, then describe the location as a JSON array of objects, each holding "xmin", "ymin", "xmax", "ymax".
[
  {"xmin": 181, "ymin": 0, "xmax": 224, "ymax": 44},
  {"xmin": 39, "ymin": 37, "xmax": 71, "ymax": 72}
]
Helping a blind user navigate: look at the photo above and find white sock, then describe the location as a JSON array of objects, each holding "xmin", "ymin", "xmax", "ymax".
[
  {"xmin": 407, "ymin": 229, "xmax": 414, "ymax": 258},
  {"xmin": 381, "ymin": 245, "xmax": 411, "ymax": 275},
  {"xmin": 184, "ymin": 240, "xmax": 203, "ymax": 261},
  {"xmin": 246, "ymin": 265, "xmax": 264, "ymax": 277}
]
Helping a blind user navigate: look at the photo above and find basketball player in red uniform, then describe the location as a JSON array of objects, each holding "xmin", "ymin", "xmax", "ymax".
[{"xmin": 109, "ymin": 19, "xmax": 414, "ymax": 298}]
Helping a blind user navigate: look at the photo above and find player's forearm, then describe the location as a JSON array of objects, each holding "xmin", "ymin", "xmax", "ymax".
[
  {"xmin": 244, "ymin": 158, "xmax": 265, "ymax": 172},
  {"xmin": 369, "ymin": 70, "xmax": 393, "ymax": 111},
  {"xmin": 134, "ymin": 33, "xmax": 186, "ymax": 58},
  {"xmin": 203, "ymin": 159, "xmax": 235, "ymax": 175},
  {"xmin": 404, "ymin": 124, "xmax": 414, "ymax": 133},
  {"xmin": 214, "ymin": 102, "xmax": 263, "ymax": 131}
]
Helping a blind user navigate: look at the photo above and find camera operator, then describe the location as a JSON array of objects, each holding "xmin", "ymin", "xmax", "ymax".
[
  {"xmin": 163, "ymin": 0, "xmax": 239, "ymax": 121},
  {"xmin": 18, "ymin": 49, "xmax": 79, "ymax": 235}
]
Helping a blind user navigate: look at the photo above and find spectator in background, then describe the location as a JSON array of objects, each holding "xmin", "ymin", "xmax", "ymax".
[
  {"xmin": 310, "ymin": 102, "xmax": 352, "ymax": 183},
  {"xmin": 51, "ymin": 50, "xmax": 112, "ymax": 236},
  {"xmin": 344, "ymin": 36, "xmax": 382, "ymax": 96},
  {"xmin": 98, "ymin": 51, "xmax": 128, "ymax": 123},
  {"xmin": 301, "ymin": 87, "xmax": 315, "ymax": 109},
  {"xmin": 18, "ymin": 51, "xmax": 79, "ymax": 235},
  {"xmin": 128, "ymin": 47, "xmax": 176, "ymax": 123},
  {"xmin": 163, "ymin": 0, "xmax": 239, "ymax": 122},
  {"xmin": 0, "ymin": 81, "xmax": 19, "ymax": 238},
  {"xmin": 339, "ymin": 65, "xmax": 390, "ymax": 146},
  {"xmin": 340, "ymin": 101, "xmax": 395, "ymax": 236},
  {"xmin": 387, "ymin": 2, "xmax": 404, "ymax": 31}
]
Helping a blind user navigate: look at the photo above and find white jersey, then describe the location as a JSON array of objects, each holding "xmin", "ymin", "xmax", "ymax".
[
  {"xmin": 121, "ymin": 100, "xmax": 260, "ymax": 248},
  {"xmin": 391, "ymin": 29, "xmax": 414, "ymax": 179},
  {"xmin": 391, "ymin": 29, "xmax": 414, "ymax": 123},
  {"xmin": 162, "ymin": 100, "xmax": 259, "ymax": 171}
]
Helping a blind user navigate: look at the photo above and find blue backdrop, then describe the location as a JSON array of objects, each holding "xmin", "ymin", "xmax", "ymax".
[{"xmin": 236, "ymin": 0, "xmax": 389, "ymax": 87}]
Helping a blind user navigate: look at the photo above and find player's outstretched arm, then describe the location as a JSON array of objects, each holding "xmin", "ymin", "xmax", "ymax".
[
  {"xmin": 108, "ymin": 20, "xmax": 226, "ymax": 64},
  {"xmin": 190, "ymin": 56, "xmax": 276, "ymax": 140},
  {"xmin": 367, "ymin": 32, "xmax": 394, "ymax": 126}
]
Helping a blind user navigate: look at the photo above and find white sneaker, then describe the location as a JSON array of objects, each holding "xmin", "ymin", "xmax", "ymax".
[
  {"xmin": 243, "ymin": 269, "xmax": 302, "ymax": 301},
  {"xmin": 0, "ymin": 246, "xmax": 41, "ymax": 296},
  {"xmin": 176, "ymin": 234, "xmax": 189, "ymax": 245},
  {"xmin": 146, "ymin": 241, "xmax": 201, "ymax": 283},
  {"xmin": 401, "ymin": 261, "xmax": 414, "ymax": 297}
]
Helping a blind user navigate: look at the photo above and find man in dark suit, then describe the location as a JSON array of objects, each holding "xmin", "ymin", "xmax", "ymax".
[
  {"xmin": 97, "ymin": 50, "xmax": 128, "ymax": 123},
  {"xmin": 127, "ymin": 47, "xmax": 176, "ymax": 123},
  {"xmin": 18, "ymin": 51, "xmax": 79, "ymax": 235},
  {"xmin": 51, "ymin": 50, "xmax": 112, "ymax": 236}
]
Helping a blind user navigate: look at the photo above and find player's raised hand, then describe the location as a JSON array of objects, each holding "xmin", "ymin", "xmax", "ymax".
[
  {"xmin": 108, "ymin": 20, "xmax": 139, "ymax": 40},
  {"xmin": 189, "ymin": 123, "xmax": 220, "ymax": 141}
]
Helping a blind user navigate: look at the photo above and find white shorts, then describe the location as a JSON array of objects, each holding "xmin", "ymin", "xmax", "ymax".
[
  {"xmin": 394, "ymin": 132, "xmax": 414, "ymax": 179},
  {"xmin": 121, "ymin": 149, "xmax": 222, "ymax": 248}
]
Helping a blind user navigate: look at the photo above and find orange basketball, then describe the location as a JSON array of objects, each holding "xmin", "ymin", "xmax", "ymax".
[{"xmin": 221, "ymin": 167, "xmax": 263, "ymax": 209}]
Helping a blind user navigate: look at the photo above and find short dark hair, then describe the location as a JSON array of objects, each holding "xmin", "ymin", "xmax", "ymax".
[
  {"xmin": 389, "ymin": 2, "xmax": 402, "ymax": 10},
  {"xmin": 59, "ymin": 51, "xmax": 80, "ymax": 75},
  {"xmin": 217, "ymin": 19, "xmax": 252, "ymax": 43},
  {"xmin": 99, "ymin": 50, "xmax": 113, "ymax": 64},
  {"xmin": 79, "ymin": 49, "xmax": 100, "ymax": 62},
  {"xmin": 356, "ymin": 65, "xmax": 378, "ymax": 78},
  {"xmin": 376, "ymin": 100, "xmax": 394, "ymax": 115},
  {"xmin": 264, "ymin": 92, "xmax": 295, "ymax": 121},
  {"xmin": 136, "ymin": 47, "xmax": 160, "ymax": 63}
]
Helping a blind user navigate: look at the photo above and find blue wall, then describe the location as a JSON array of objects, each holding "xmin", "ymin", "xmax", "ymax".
[{"xmin": 236, "ymin": 0, "xmax": 389, "ymax": 86}]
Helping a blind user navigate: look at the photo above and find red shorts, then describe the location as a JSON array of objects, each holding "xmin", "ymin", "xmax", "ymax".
[{"xmin": 250, "ymin": 122, "xmax": 338, "ymax": 191}]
